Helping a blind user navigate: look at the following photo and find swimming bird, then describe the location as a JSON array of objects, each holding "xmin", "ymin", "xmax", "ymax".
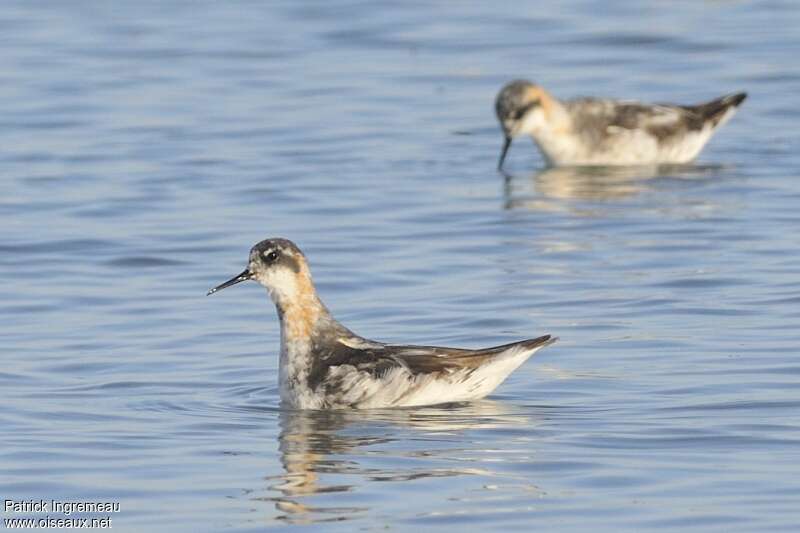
[
  {"xmin": 208, "ymin": 238, "xmax": 556, "ymax": 409},
  {"xmin": 496, "ymin": 80, "xmax": 747, "ymax": 169}
]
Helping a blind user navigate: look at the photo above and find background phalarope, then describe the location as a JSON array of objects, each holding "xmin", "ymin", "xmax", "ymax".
[
  {"xmin": 496, "ymin": 79, "xmax": 746, "ymax": 169},
  {"xmin": 208, "ymin": 238, "xmax": 556, "ymax": 409}
]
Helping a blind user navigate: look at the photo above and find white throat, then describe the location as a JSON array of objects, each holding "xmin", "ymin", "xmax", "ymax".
[
  {"xmin": 258, "ymin": 266, "xmax": 327, "ymax": 408},
  {"xmin": 518, "ymin": 103, "xmax": 575, "ymax": 166}
]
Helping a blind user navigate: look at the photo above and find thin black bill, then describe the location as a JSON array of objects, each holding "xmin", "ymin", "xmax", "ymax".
[
  {"xmin": 497, "ymin": 136, "xmax": 512, "ymax": 170},
  {"xmin": 207, "ymin": 269, "xmax": 252, "ymax": 295}
]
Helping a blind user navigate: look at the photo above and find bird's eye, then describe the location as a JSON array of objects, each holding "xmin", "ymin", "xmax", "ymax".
[
  {"xmin": 512, "ymin": 102, "xmax": 536, "ymax": 120},
  {"xmin": 265, "ymin": 251, "xmax": 279, "ymax": 262}
]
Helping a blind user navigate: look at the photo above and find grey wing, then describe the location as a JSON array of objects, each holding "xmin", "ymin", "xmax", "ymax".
[
  {"xmin": 309, "ymin": 340, "xmax": 469, "ymax": 391},
  {"xmin": 567, "ymin": 98, "xmax": 704, "ymax": 143},
  {"xmin": 306, "ymin": 340, "xmax": 409, "ymax": 407},
  {"xmin": 309, "ymin": 335, "xmax": 554, "ymax": 407},
  {"xmin": 308, "ymin": 338, "xmax": 401, "ymax": 390},
  {"xmin": 385, "ymin": 334, "xmax": 556, "ymax": 373}
]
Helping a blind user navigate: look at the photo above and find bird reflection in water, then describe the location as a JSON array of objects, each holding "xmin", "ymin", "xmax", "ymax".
[
  {"xmin": 259, "ymin": 401, "xmax": 540, "ymax": 524},
  {"xmin": 501, "ymin": 164, "xmax": 726, "ymax": 208}
]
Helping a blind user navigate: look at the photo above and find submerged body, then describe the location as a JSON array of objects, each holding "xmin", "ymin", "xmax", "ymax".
[
  {"xmin": 495, "ymin": 80, "xmax": 746, "ymax": 168},
  {"xmin": 208, "ymin": 238, "xmax": 555, "ymax": 409}
]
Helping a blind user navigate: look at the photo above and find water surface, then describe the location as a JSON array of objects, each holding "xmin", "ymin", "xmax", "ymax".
[{"xmin": 2, "ymin": 1, "xmax": 800, "ymax": 531}]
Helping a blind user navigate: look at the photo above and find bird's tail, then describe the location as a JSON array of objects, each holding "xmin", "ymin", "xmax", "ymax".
[
  {"xmin": 694, "ymin": 92, "xmax": 747, "ymax": 127},
  {"xmin": 484, "ymin": 334, "xmax": 557, "ymax": 355}
]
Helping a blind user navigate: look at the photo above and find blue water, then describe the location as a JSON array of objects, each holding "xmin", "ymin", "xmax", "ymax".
[{"xmin": 2, "ymin": 1, "xmax": 800, "ymax": 531}]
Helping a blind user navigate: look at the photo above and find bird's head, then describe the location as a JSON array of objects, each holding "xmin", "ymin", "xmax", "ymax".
[
  {"xmin": 208, "ymin": 238, "xmax": 313, "ymax": 306},
  {"xmin": 495, "ymin": 79, "xmax": 548, "ymax": 169}
]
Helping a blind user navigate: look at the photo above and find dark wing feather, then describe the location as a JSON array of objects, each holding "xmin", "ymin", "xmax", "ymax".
[
  {"xmin": 376, "ymin": 334, "xmax": 554, "ymax": 373},
  {"xmin": 567, "ymin": 98, "xmax": 704, "ymax": 144},
  {"xmin": 308, "ymin": 335, "xmax": 555, "ymax": 396},
  {"xmin": 307, "ymin": 341, "xmax": 400, "ymax": 391},
  {"xmin": 569, "ymin": 93, "xmax": 746, "ymax": 145},
  {"xmin": 681, "ymin": 92, "xmax": 747, "ymax": 127}
]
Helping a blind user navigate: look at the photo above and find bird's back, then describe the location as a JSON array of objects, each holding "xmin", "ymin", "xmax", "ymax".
[{"xmin": 559, "ymin": 94, "xmax": 745, "ymax": 165}]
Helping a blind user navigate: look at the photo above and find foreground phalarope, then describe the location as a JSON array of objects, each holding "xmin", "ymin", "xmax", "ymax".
[
  {"xmin": 496, "ymin": 79, "xmax": 747, "ymax": 169},
  {"xmin": 208, "ymin": 238, "xmax": 556, "ymax": 409}
]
